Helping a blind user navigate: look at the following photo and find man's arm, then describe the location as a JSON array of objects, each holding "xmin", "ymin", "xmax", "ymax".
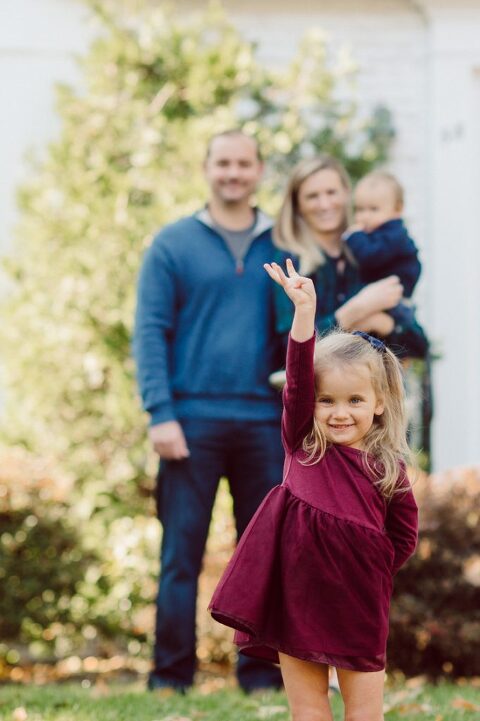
[{"xmin": 133, "ymin": 237, "xmax": 189, "ymax": 459}]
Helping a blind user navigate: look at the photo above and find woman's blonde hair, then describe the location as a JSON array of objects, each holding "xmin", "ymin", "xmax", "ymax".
[
  {"xmin": 303, "ymin": 330, "xmax": 414, "ymax": 499},
  {"xmin": 273, "ymin": 155, "xmax": 351, "ymax": 276}
]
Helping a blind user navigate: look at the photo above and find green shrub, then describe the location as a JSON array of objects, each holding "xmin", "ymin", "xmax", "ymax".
[
  {"xmin": 0, "ymin": 449, "xmax": 157, "ymax": 661},
  {"xmin": 0, "ymin": 450, "xmax": 97, "ymax": 657},
  {"xmin": 0, "ymin": 508, "xmax": 97, "ymax": 640}
]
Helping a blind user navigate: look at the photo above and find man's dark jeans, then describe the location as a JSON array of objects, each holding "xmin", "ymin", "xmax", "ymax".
[{"xmin": 150, "ymin": 417, "xmax": 284, "ymax": 692}]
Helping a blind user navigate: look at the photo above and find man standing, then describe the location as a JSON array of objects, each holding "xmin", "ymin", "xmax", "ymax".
[{"xmin": 134, "ymin": 130, "xmax": 284, "ymax": 693}]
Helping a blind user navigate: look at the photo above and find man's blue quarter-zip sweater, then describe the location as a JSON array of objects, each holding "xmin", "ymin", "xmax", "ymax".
[{"xmin": 133, "ymin": 210, "xmax": 282, "ymax": 426}]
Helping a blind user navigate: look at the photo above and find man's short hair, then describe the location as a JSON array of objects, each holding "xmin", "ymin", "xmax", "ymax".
[{"xmin": 205, "ymin": 129, "xmax": 263, "ymax": 162}]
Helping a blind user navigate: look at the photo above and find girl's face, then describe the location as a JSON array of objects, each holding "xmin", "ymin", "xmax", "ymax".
[
  {"xmin": 297, "ymin": 168, "xmax": 349, "ymax": 237},
  {"xmin": 314, "ymin": 363, "xmax": 384, "ymax": 450}
]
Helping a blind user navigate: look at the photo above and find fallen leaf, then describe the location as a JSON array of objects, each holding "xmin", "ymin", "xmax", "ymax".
[
  {"xmin": 90, "ymin": 678, "xmax": 110, "ymax": 698},
  {"xmin": 383, "ymin": 687, "xmax": 422, "ymax": 712},
  {"xmin": 257, "ymin": 707, "xmax": 286, "ymax": 719},
  {"xmin": 12, "ymin": 709, "xmax": 28, "ymax": 721},
  {"xmin": 451, "ymin": 697, "xmax": 480, "ymax": 712},
  {"xmin": 150, "ymin": 687, "xmax": 177, "ymax": 699},
  {"xmin": 392, "ymin": 702, "xmax": 433, "ymax": 716},
  {"xmin": 405, "ymin": 675, "xmax": 427, "ymax": 689}
]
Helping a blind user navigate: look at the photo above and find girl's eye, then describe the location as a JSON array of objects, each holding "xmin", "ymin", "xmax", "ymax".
[
  {"xmin": 316, "ymin": 398, "xmax": 331, "ymax": 404},
  {"xmin": 350, "ymin": 397, "xmax": 362, "ymax": 404}
]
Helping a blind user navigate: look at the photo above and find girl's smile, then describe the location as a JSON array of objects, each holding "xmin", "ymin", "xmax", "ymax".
[{"xmin": 315, "ymin": 363, "xmax": 384, "ymax": 449}]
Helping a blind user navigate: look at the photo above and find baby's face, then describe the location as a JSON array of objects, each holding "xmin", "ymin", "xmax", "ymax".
[{"xmin": 353, "ymin": 180, "xmax": 402, "ymax": 233}]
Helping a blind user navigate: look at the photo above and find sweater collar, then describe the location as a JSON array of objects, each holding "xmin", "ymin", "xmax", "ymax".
[{"xmin": 195, "ymin": 206, "xmax": 273, "ymax": 240}]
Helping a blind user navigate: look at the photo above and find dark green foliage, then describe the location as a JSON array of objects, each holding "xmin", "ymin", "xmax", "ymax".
[
  {"xmin": 389, "ymin": 472, "xmax": 480, "ymax": 678},
  {"xmin": 0, "ymin": 450, "xmax": 157, "ymax": 660},
  {"xmin": 0, "ymin": 508, "xmax": 98, "ymax": 640}
]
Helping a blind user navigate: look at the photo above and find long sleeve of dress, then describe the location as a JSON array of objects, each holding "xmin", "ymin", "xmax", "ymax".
[
  {"xmin": 281, "ymin": 334, "xmax": 316, "ymax": 453},
  {"xmin": 385, "ymin": 472, "xmax": 419, "ymax": 575}
]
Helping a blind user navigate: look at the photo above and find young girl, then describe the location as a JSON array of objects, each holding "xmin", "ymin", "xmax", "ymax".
[{"xmin": 209, "ymin": 259, "xmax": 418, "ymax": 720}]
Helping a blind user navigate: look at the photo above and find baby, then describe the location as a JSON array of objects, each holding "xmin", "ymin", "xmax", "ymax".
[{"xmin": 344, "ymin": 171, "xmax": 421, "ymax": 329}]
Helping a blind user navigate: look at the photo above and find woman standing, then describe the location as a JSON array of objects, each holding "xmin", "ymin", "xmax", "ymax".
[
  {"xmin": 273, "ymin": 156, "xmax": 429, "ymax": 355},
  {"xmin": 271, "ymin": 156, "xmax": 431, "ymax": 456}
]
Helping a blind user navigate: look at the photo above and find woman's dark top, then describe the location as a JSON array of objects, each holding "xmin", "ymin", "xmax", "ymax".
[{"xmin": 273, "ymin": 248, "xmax": 429, "ymax": 359}]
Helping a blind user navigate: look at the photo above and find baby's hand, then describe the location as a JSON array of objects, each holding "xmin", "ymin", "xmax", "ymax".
[
  {"xmin": 264, "ymin": 259, "xmax": 316, "ymax": 310},
  {"xmin": 345, "ymin": 223, "xmax": 366, "ymax": 236}
]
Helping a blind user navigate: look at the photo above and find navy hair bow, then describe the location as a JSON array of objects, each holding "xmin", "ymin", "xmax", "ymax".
[{"xmin": 352, "ymin": 330, "xmax": 387, "ymax": 354}]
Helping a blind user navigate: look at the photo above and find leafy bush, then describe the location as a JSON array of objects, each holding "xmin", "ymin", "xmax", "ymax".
[
  {"xmin": 0, "ymin": 449, "xmax": 96, "ymax": 657},
  {"xmin": 0, "ymin": 448, "xmax": 158, "ymax": 661},
  {"xmin": 388, "ymin": 467, "xmax": 480, "ymax": 678}
]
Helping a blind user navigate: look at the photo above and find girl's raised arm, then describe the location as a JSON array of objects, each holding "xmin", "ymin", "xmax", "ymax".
[
  {"xmin": 264, "ymin": 259, "xmax": 316, "ymax": 342},
  {"xmin": 265, "ymin": 260, "xmax": 316, "ymax": 452}
]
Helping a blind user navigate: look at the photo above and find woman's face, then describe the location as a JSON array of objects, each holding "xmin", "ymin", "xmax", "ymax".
[{"xmin": 297, "ymin": 168, "xmax": 349, "ymax": 237}]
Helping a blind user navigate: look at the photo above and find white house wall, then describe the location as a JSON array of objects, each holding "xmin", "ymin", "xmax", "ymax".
[
  {"xmin": 0, "ymin": 0, "xmax": 92, "ymax": 262},
  {"xmin": 422, "ymin": 2, "xmax": 480, "ymax": 469}
]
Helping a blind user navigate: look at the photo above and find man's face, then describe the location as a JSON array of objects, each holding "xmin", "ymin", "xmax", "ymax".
[{"xmin": 204, "ymin": 135, "xmax": 263, "ymax": 205}]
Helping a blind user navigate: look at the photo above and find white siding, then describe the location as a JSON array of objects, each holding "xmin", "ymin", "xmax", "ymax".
[
  {"xmin": 424, "ymin": 6, "xmax": 480, "ymax": 469},
  {"xmin": 0, "ymin": 0, "xmax": 93, "ymax": 261}
]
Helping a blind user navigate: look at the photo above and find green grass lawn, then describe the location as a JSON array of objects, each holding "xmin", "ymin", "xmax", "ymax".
[{"xmin": 1, "ymin": 681, "xmax": 479, "ymax": 720}]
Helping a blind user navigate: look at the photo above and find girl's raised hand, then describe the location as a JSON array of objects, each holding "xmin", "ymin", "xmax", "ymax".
[{"xmin": 264, "ymin": 259, "xmax": 316, "ymax": 310}]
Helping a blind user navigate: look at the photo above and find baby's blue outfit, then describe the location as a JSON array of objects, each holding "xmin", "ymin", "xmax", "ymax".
[{"xmin": 344, "ymin": 218, "xmax": 421, "ymax": 329}]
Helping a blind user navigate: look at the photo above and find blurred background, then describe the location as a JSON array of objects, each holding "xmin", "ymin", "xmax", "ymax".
[{"xmin": 0, "ymin": 0, "xmax": 479, "ymax": 689}]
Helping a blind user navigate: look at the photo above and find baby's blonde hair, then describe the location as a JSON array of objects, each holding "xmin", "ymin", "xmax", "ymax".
[
  {"xmin": 302, "ymin": 330, "xmax": 413, "ymax": 499},
  {"xmin": 356, "ymin": 171, "xmax": 404, "ymax": 211}
]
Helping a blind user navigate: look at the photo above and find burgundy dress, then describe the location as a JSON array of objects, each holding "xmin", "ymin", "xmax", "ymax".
[{"xmin": 209, "ymin": 335, "xmax": 418, "ymax": 672}]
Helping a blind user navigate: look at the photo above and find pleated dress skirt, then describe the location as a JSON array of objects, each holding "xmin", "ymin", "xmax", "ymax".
[{"xmin": 209, "ymin": 473, "xmax": 395, "ymax": 672}]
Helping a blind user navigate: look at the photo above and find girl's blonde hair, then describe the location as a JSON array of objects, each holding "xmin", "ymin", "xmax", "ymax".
[
  {"xmin": 303, "ymin": 330, "xmax": 414, "ymax": 499},
  {"xmin": 273, "ymin": 155, "xmax": 352, "ymax": 276}
]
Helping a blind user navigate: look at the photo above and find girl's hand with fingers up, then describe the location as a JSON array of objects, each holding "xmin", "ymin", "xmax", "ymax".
[
  {"xmin": 264, "ymin": 259, "xmax": 316, "ymax": 342},
  {"xmin": 264, "ymin": 259, "xmax": 316, "ymax": 311}
]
